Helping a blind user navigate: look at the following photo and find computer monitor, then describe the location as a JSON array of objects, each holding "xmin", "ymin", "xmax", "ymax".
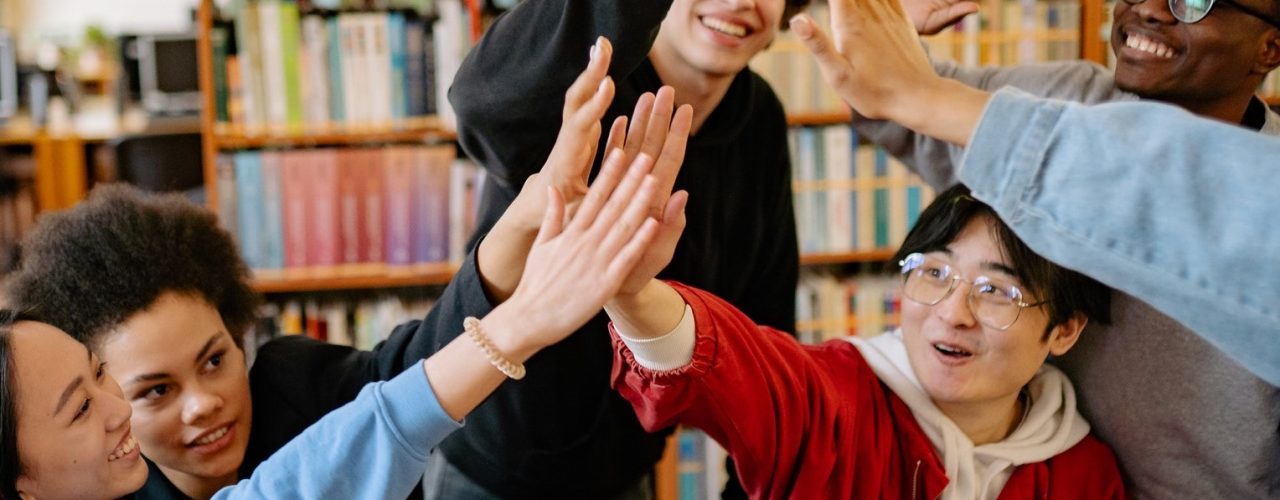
[
  {"xmin": 137, "ymin": 34, "xmax": 201, "ymax": 116},
  {"xmin": 0, "ymin": 31, "xmax": 18, "ymax": 121}
]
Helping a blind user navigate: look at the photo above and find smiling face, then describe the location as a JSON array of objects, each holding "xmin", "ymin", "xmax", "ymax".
[
  {"xmin": 97, "ymin": 292, "xmax": 252, "ymax": 496},
  {"xmin": 12, "ymin": 321, "xmax": 148, "ymax": 500},
  {"xmin": 900, "ymin": 216, "xmax": 1084, "ymax": 410},
  {"xmin": 652, "ymin": 0, "xmax": 788, "ymax": 80},
  {"xmin": 1111, "ymin": 0, "xmax": 1279, "ymax": 108}
]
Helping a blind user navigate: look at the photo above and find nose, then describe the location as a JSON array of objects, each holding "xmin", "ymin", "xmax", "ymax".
[
  {"xmin": 102, "ymin": 386, "xmax": 134, "ymax": 434},
  {"xmin": 181, "ymin": 385, "xmax": 224, "ymax": 425},
  {"xmin": 1128, "ymin": 0, "xmax": 1178, "ymax": 24},
  {"xmin": 933, "ymin": 281, "xmax": 979, "ymax": 329}
]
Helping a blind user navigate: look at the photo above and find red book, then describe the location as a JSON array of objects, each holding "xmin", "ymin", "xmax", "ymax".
[
  {"xmin": 307, "ymin": 149, "xmax": 342, "ymax": 269},
  {"xmin": 279, "ymin": 150, "xmax": 310, "ymax": 270}
]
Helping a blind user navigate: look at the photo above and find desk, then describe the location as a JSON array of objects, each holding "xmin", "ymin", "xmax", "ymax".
[{"xmin": 0, "ymin": 110, "xmax": 200, "ymax": 211}]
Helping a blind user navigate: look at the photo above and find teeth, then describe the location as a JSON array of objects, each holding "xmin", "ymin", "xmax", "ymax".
[
  {"xmin": 195, "ymin": 425, "xmax": 230, "ymax": 446},
  {"xmin": 934, "ymin": 343, "xmax": 969, "ymax": 355},
  {"xmin": 1125, "ymin": 33, "xmax": 1175, "ymax": 59},
  {"xmin": 109, "ymin": 435, "xmax": 137, "ymax": 462},
  {"xmin": 701, "ymin": 16, "xmax": 747, "ymax": 38}
]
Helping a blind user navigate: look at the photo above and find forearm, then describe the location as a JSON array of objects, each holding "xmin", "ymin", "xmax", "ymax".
[
  {"xmin": 423, "ymin": 303, "xmax": 536, "ymax": 420},
  {"xmin": 892, "ymin": 77, "xmax": 990, "ymax": 146},
  {"xmin": 475, "ymin": 210, "xmax": 538, "ymax": 302},
  {"xmin": 605, "ymin": 279, "xmax": 687, "ymax": 341},
  {"xmin": 960, "ymin": 88, "xmax": 1280, "ymax": 385}
]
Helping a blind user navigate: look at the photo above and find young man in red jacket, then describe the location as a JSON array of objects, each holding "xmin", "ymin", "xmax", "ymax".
[{"xmin": 603, "ymin": 185, "xmax": 1125, "ymax": 499}]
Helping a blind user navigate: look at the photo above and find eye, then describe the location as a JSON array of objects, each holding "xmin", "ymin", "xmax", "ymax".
[
  {"xmin": 921, "ymin": 264, "xmax": 950, "ymax": 283},
  {"xmin": 96, "ymin": 362, "xmax": 108, "ymax": 381},
  {"xmin": 141, "ymin": 384, "xmax": 172, "ymax": 402},
  {"xmin": 204, "ymin": 352, "xmax": 224, "ymax": 372},
  {"xmin": 73, "ymin": 397, "xmax": 92, "ymax": 422},
  {"xmin": 974, "ymin": 280, "xmax": 1017, "ymax": 304}
]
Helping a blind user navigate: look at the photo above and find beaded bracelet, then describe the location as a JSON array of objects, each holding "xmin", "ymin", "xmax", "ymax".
[{"xmin": 464, "ymin": 316, "xmax": 526, "ymax": 380}]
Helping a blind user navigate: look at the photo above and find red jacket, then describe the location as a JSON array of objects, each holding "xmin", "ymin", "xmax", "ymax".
[{"xmin": 611, "ymin": 282, "xmax": 1126, "ymax": 499}]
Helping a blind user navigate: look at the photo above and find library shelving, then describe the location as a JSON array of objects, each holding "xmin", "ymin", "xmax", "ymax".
[{"xmin": 195, "ymin": 0, "xmax": 478, "ymax": 294}]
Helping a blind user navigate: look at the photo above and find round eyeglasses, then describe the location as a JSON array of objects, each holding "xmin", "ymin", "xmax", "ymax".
[
  {"xmin": 898, "ymin": 252, "xmax": 1047, "ymax": 331},
  {"xmin": 1123, "ymin": 0, "xmax": 1280, "ymax": 29}
]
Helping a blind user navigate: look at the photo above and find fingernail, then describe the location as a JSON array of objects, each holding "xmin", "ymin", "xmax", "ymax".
[{"xmin": 790, "ymin": 15, "xmax": 812, "ymax": 38}]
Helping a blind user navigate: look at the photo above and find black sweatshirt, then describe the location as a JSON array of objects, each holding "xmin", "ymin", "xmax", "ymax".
[{"xmin": 430, "ymin": 0, "xmax": 800, "ymax": 497}]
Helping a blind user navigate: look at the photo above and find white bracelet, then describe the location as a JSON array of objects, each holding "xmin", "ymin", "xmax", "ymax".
[{"xmin": 464, "ymin": 316, "xmax": 526, "ymax": 380}]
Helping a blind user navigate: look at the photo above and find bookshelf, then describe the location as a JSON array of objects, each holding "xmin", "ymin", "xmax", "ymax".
[{"xmin": 195, "ymin": 0, "xmax": 479, "ymax": 294}]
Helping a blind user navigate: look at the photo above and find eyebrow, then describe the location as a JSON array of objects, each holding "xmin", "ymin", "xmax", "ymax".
[
  {"xmin": 128, "ymin": 333, "xmax": 223, "ymax": 386},
  {"xmin": 54, "ymin": 348, "xmax": 92, "ymax": 417},
  {"xmin": 981, "ymin": 261, "xmax": 1020, "ymax": 279}
]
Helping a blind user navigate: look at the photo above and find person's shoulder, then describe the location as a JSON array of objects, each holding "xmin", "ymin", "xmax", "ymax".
[
  {"xmin": 1048, "ymin": 433, "xmax": 1126, "ymax": 489},
  {"xmin": 742, "ymin": 69, "xmax": 787, "ymax": 120}
]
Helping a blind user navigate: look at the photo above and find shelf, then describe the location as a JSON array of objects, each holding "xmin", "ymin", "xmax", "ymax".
[
  {"xmin": 1265, "ymin": 95, "xmax": 1280, "ymax": 106},
  {"xmin": 251, "ymin": 262, "xmax": 457, "ymax": 293},
  {"xmin": 787, "ymin": 110, "xmax": 852, "ymax": 127},
  {"xmin": 800, "ymin": 249, "xmax": 897, "ymax": 265},
  {"xmin": 211, "ymin": 117, "xmax": 456, "ymax": 149}
]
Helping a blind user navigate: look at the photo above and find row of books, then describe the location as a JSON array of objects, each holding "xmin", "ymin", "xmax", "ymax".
[
  {"xmin": 246, "ymin": 291, "xmax": 438, "ymax": 359},
  {"xmin": 214, "ymin": 145, "xmax": 486, "ymax": 278},
  {"xmin": 215, "ymin": 0, "xmax": 471, "ymax": 130},
  {"xmin": 753, "ymin": 0, "xmax": 1082, "ymax": 113},
  {"xmin": 796, "ymin": 270, "xmax": 903, "ymax": 345},
  {"xmin": 923, "ymin": 0, "xmax": 1082, "ymax": 67},
  {"xmin": 789, "ymin": 125, "xmax": 935, "ymax": 255}
]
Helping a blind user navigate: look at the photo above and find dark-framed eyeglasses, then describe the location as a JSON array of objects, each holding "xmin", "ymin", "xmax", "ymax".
[
  {"xmin": 898, "ymin": 252, "xmax": 1047, "ymax": 331},
  {"xmin": 1124, "ymin": 0, "xmax": 1280, "ymax": 30}
]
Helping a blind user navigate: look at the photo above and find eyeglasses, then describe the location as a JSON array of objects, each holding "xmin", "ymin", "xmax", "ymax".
[
  {"xmin": 898, "ymin": 253, "xmax": 1047, "ymax": 331},
  {"xmin": 1127, "ymin": 0, "xmax": 1280, "ymax": 30}
]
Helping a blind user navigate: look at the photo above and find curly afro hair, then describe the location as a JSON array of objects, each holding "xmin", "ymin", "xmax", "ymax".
[{"xmin": 4, "ymin": 184, "xmax": 259, "ymax": 348}]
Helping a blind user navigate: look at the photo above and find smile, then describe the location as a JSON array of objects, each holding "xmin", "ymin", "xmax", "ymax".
[
  {"xmin": 933, "ymin": 342, "xmax": 973, "ymax": 358},
  {"xmin": 1124, "ymin": 33, "xmax": 1176, "ymax": 59},
  {"xmin": 189, "ymin": 422, "xmax": 234, "ymax": 448},
  {"xmin": 699, "ymin": 16, "xmax": 749, "ymax": 38},
  {"xmin": 109, "ymin": 433, "xmax": 139, "ymax": 462}
]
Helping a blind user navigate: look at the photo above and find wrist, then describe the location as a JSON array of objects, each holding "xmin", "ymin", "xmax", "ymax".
[{"xmin": 477, "ymin": 305, "xmax": 541, "ymax": 364}]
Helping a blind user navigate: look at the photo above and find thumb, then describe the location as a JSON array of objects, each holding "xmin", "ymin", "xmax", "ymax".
[
  {"xmin": 790, "ymin": 14, "xmax": 857, "ymax": 99},
  {"xmin": 920, "ymin": 2, "xmax": 979, "ymax": 35}
]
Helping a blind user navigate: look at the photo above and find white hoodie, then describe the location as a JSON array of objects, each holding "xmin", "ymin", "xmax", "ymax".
[{"xmin": 846, "ymin": 329, "xmax": 1090, "ymax": 500}]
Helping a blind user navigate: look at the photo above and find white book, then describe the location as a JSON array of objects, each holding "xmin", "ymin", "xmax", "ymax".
[
  {"xmin": 257, "ymin": 1, "xmax": 289, "ymax": 125},
  {"xmin": 300, "ymin": 15, "xmax": 331, "ymax": 125}
]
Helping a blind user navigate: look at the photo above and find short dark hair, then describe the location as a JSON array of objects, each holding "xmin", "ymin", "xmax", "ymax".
[
  {"xmin": 4, "ymin": 184, "xmax": 259, "ymax": 349},
  {"xmin": 0, "ymin": 309, "xmax": 42, "ymax": 500},
  {"xmin": 893, "ymin": 185, "xmax": 1111, "ymax": 337}
]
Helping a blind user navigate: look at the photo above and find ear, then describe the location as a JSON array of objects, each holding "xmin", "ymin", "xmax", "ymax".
[
  {"xmin": 16, "ymin": 475, "xmax": 36, "ymax": 500},
  {"xmin": 1045, "ymin": 312, "xmax": 1088, "ymax": 357},
  {"xmin": 1254, "ymin": 29, "xmax": 1280, "ymax": 73}
]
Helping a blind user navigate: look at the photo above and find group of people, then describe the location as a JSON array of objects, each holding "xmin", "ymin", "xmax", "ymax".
[{"xmin": 0, "ymin": 0, "xmax": 1276, "ymax": 498}]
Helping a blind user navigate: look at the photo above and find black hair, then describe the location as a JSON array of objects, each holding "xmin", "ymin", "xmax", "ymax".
[
  {"xmin": 893, "ymin": 185, "xmax": 1111, "ymax": 338},
  {"xmin": 4, "ymin": 184, "xmax": 260, "ymax": 350},
  {"xmin": 782, "ymin": 0, "xmax": 815, "ymax": 27},
  {"xmin": 0, "ymin": 309, "xmax": 42, "ymax": 500}
]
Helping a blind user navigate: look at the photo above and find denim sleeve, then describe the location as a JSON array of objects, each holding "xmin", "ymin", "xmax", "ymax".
[
  {"xmin": 959, "ymin": 87, "xmax": 1280, "ymax": 386},
  {"xmin": 212, "ymin": 364, "xmax": 463, "ymax": 499},
  {"xmin": 852, "ymin": 60, "xmax": 1125, "ymax": 191}
]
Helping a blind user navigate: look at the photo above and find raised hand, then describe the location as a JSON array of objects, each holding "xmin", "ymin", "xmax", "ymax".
[
  {"xmin": 498, "ymin": 149, "xmax": 664, "ymax": 353},
  {"xmin": 901, "ymin": 0, "xmax": 979, "ymax": 35},
  {"xmin": 788, "ymin": 0, "xmax": 941, "ymax": 121}
]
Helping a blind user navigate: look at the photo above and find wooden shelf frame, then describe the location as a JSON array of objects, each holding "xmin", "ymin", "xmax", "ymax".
[{"xmin": 251, "ymin": 263, "xmax": 457, "ymax": 293}]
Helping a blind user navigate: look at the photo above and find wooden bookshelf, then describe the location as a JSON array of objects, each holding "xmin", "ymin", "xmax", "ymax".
[
  {"xmin": 787, "ymin": 110, "xmax": 852, "ymax": 127},
  {"xmin": 211, "ymin": 118, "xmax": 457, "ymax": 149},
  {"xmin": 1265, "ymin": 95, "xmax": 1280, "ymax": 106},
  {"xmin": 800, "ymin": 249, "xmax": 897, "ymax": 266},
  {"xmin": 251, "ymin": 262, "xmax": 457, "ymax": 293}
]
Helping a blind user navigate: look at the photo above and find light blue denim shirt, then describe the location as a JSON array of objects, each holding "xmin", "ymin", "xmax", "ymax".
[
  {"xmin": 960, "ymin": 88, "xmax": 1280, "ymax": 386},
  {"xmin": 212, "ymin": 362, "xmax": 462, "ymax": 499}
]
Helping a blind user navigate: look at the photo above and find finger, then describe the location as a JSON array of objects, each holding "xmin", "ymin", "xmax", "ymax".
[
  {"xmin": 663, "ymin": 190, "xmax": 689, "ymax": 228},
  {"xmin": 604, "ymin": 116, "xmax": 628, "ymax": 157},
  {"xmin": 624, "ymin": 93, "xmax": 656, "ymax": 161},
  {"xmin": 589, "ymin": 153, "xmax": 656, "ymax": 236},
  {"xmin": 604, "ymin": 217, "xmax": 661, "ymax": 289},
  {"xmin": 640, "ymin": 86, "xmax": 676, "ymax": 160},
  {"xmin": 572, "ymin": 148, "xmax": 629, "ymax": 229},
  {"xmin": 535, "ymin": 186, "xmax": 566, "ymax": 245},
  {"xmin": 598, "ymin": 175, "xmax": 661, "ymax": 257},
  {"xmin": 791, "ymin": 14, "xmax": 858, "ymax": 100},
  {"xmin": 563, "ymin": 36, "xmax": 613, "ymax": 119},
  {"xmin": 650, "ymin": 104, "xmax": 693, "ymax": 217}
]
